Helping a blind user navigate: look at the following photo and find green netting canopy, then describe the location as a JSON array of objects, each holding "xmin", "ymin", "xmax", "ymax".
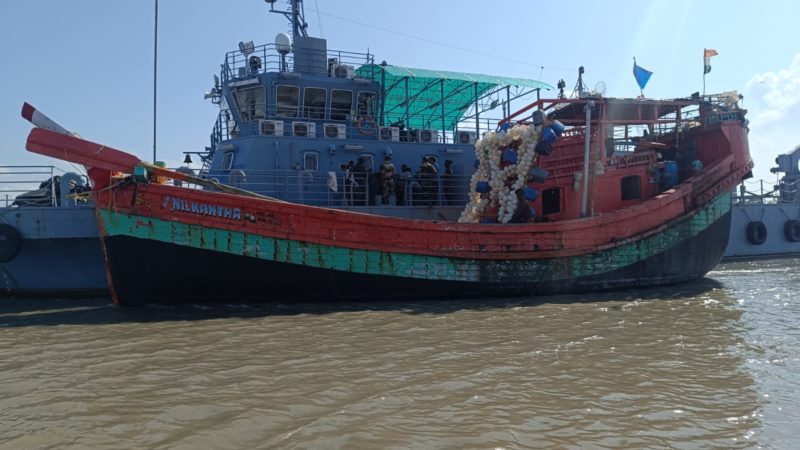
[{"xmin": 355, "ymin": 64, "xmax": 553, "ymax": 131}]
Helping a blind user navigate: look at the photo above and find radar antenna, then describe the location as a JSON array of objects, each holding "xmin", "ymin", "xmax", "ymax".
[{"xmin": 594, "ymin": 81, "xmax": 606, "ymax": 96}]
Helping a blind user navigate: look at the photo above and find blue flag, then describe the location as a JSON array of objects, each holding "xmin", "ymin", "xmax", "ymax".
[{"xmin": 633, "ymin": 59, "xmax": 653, "ymax": 90}]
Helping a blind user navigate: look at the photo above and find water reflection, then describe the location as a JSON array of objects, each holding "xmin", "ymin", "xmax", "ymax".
[{"xmin": 0, "ymin": 278, "xmax": 761, "ymax": 448}]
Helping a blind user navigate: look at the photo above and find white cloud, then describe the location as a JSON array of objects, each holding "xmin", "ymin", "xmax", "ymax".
[{"xmin": 744, "ymin": 53, "xmax": 800, "ymax": 180}]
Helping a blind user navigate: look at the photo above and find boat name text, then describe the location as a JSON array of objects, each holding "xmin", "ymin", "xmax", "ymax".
[{"xmin": 162, "ymin": 196, "xmax": 242, "ymax": 220}]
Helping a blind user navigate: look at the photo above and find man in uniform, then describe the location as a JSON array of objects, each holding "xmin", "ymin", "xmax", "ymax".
[{"xmin": 380, "ymin": 154, "xmax": 396, "ymax": 205}]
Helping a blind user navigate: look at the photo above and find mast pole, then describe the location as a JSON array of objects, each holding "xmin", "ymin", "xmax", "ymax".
[
  {"xmin": 580, "ymin": 101, "xmax": 595, "ymax": 217},
  {"xmin": 153, "ymin": 0, "xmax": 158, "ymax": 162}
]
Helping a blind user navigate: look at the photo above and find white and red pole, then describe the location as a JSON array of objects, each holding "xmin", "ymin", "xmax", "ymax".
[{"xmin": 20, "ymin": 102, "xmax": 80, "ymax": 138}]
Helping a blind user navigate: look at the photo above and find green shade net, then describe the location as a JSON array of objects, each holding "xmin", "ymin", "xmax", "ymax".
[{"xmin": 356, "ymin": 64, "xmax": 552, "ymax": 131}]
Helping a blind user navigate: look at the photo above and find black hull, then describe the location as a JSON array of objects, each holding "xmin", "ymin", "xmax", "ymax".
[{"xmin": 103, "ymin": 212, "xmax": 731, "ymax": 306}]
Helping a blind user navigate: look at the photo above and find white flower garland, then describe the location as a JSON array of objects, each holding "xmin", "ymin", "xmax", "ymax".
[{"xmin": 458, "ymin": 123, "xmax": 544, "ymax": 223}]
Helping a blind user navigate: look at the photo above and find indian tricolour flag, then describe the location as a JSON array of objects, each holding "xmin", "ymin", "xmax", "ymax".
[{"xmin": 704, "ymin": 49, "xmax": 719, "ymax": 74}]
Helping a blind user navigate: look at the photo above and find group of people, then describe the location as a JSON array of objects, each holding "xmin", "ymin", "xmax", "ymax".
[{"xmin": 340, "ymin": 155, "xmax": 459, "ymax": 206}]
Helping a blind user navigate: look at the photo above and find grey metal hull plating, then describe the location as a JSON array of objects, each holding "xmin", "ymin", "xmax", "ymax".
[
  {"xmin": 723, "ymin": 203, "xmax": 800, "ymax": 260},
  {"xmin": 0, "ymin": 206, "xmax": 107, "ymax": 295}
]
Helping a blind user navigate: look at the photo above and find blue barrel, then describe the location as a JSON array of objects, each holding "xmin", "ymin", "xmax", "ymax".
[
  {"xmin": 542, "ymin": 127, "xmax": 558, "ymax": 144},
  {"xmin": 502, "ymin": 149, "xmax": 517, "ymax": 164},
  {"xmin": 663, "ymin": 161, "xmax": 679, "ymax": 188},
  {"xmin": 476, "ymin": 181, "xmax": 490, "ymax": 193},
  {"xmin": 473, "ymin": 159, "xmax": 481, "ymax": 169},
  {"xmin": 523, "ymin": 187, "xmax": 538, "ymax": 201}
]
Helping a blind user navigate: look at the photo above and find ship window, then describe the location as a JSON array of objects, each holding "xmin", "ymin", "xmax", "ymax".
[
  {"xmin": 621, "ymin": 175, "xmax": 641, "ymax": 200},
  {"xmin": 331, "ymin": 90, "xmax": 352, "ymax": 121},
  {"xmin": 303, "ymin": 151, "xmax": 319, "ymax": 171},
  {"xmin": 222, "ymin": 151, "xmax": 234, "ymax": 170},
  {"xmin": 233, "ymin": 85, "xmax": 266, "ymax": 122},
  {"xmin": 542, "ymin": 187, "xmax": 561, "ymax": 215},
  {"xmin": 276, "ymin": 85, "xmax": 299, "ymax": 118},
  {"xmin": 304, "ymin": 87, "xmax": 326, "ymax": 119},
  {"xmin": 357, "ymin": 92, "xmax": 376, "ymax": 119}
]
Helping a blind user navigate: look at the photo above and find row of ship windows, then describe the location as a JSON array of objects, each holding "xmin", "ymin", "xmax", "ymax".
[
  {"xmin": 233, "ymin": 85, "xmax": 376, "ymax": 122},
  {"xmin": 220, "ymin": 150, "xmax": 339, "ymax": 172}
]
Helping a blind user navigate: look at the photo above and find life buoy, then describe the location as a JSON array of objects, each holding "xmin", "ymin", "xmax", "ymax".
[
  {"xmin": 356, "ymin": 116, "xmax": 375, "ymax": 136},
  {"xmin": 0, "ymin": 224, "xmax": 22, "ymax": 262},
  {"xmin": 746, "ymin": 221, "xmax": 767, "ymax": 245},
  {"xmin": 784, "ymin": 219, "xmax": 800, "ymax": 242}
]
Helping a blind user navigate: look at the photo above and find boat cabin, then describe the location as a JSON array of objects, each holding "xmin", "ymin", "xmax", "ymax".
[{"xmin": 198, "ymin": 19, "xmax": 549, "ymax": 220}]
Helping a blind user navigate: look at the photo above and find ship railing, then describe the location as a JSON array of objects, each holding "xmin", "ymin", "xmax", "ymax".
[
  {"xmin": 733, "ymin": 178, "xmax": 782, "ymax": 205},
  {"xmin": 194, "ymin": 169, "xmax": 473, "ymax": 208},
  {"xmin": 222, "ymin": 43, "xmax": 373, "ymax": 83},
  {"xmin": 210, "ymin": 111, "xmax": 232, "ymax": 150},
  {"xmin": 0, "ymin": 165, "xmax": 90, "ymax": 208}
]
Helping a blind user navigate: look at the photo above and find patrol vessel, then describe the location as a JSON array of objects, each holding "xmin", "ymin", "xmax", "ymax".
[
  {"xmin": 723, "ymin": 145, "xmax": 800, "ymax": 260},
  {"xmin": 0, "ymin": 165, "xmax": 106, "ymax": 295}
]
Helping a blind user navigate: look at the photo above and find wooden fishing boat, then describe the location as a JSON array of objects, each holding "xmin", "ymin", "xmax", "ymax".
[{"xmin": 23, "ymin": 90, "xmax": 753, "ymax": 305}]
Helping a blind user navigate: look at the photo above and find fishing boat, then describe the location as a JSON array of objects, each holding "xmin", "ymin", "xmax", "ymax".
[
  {"xmin": 22, "ymin": 1, "xmax": 752, "ymax": 305},
  {"xmin": 723, "ymin": 144, "xmax": 800, "ymax": 260}
]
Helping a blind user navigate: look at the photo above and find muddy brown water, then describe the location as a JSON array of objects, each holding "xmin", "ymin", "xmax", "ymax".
[{"xmin": 1, "ymin": 258, "xmax": 798, "ymax": 449}]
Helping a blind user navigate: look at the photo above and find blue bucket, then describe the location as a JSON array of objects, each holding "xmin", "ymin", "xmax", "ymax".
[
  {"xmin": 476, "ymin": 181, "xmax": 490, "ymax": 193},
  {"xmin": 542, "ymin": 127, "xmax": 558, "ymax": 144},
  {"xmin": 523, "ymin": 187, "xmax": 538, "ymax": 201},
  {"xmin": 535, "ymin": 140, "xmax": 553, "ymax": 156},
  {"xmin": 549, "ymin": 120, "xmax": 565, "ymax": 136},
  {"xmin": 528, "ymin": 166, "xmax": 548, "ymax": 183},
  {"xmin": 531, "ymin": 110, "xmax": 546, "ymax": 126},
  {"xmin": 502, "ymin": 149, "xmax": 517, "ymax": 164}
]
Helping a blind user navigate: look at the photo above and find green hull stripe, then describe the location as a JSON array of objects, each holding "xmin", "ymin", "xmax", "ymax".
[{"xmin": 99, "ymin": 192, "xmax": 730, "ymax": 283}]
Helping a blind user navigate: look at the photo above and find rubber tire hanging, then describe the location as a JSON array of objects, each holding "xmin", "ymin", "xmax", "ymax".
[
  {"xmin": 784, "ymin": 219, "xmax": 800, "ymax": 242},
  {"xmin": 0, "ymin": 224, "xmax": 22, "ymax": 262},
  {"xmin": 746, "ymin": 221, "xmax": 767, "ymax": 245}
]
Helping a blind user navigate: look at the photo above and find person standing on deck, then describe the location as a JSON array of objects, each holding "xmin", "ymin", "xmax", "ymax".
[{"xmin": 380, "ymin": 154, "xmax": 396, "ymax": 205}]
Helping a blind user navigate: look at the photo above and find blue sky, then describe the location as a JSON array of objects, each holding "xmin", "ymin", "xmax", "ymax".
[{"xmin": 1, "ymin": 0, "xmax": 798, "ymax": 181}]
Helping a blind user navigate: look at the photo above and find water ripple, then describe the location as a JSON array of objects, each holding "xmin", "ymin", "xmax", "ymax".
[{"xmin": 2, "ymin": 266, "xmax": 797, "ymax": 448}]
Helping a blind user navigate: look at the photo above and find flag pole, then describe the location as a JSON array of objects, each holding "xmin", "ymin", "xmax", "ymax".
[
  {"xmin": 702, "ymin": 49, "xmax": 706, "ymax": 96},
  {"xmin": 634, "ymin": 57, "xmax": 643, "ymax": 98}
]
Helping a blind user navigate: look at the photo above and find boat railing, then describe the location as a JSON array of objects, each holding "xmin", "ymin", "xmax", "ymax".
[
  {"xmin": 210, "ymin": 111, "xmax": 232, "ymax": 150},
  {"xmin": 195, "ymin": 168, "xmax": 472, "ymax": 208},
  {"xmin": 733, "ymin": 178, "xmax": 782, "ymax": 205},
  {"xmin": 222, "ymin": 43, "xmax": 373, "ymax": 83},
  {"xmin": 0, "ymin": 165, "xmax": 90, "ymax": 208}
]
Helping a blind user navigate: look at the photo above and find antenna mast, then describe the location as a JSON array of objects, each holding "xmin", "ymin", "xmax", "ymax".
[
  {"xmin": 571, "ymin": 66, "xmax": 586, "ymax": 99},
  {"xmin": 266, "ymin": 0, "xmax": 308, "ymax": 39}
]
